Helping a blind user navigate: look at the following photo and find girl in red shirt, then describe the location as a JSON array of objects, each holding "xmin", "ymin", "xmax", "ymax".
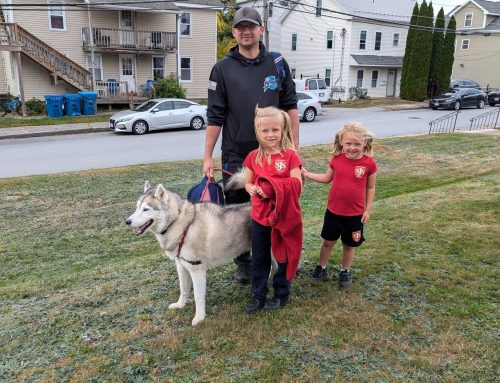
[
  {"xmin": 243, "ymin": 106, "xmax": 302, "ymax": 313},
  {"xmin": 303, "ymin": 122, "xmax": 377, "ymax": 287}
]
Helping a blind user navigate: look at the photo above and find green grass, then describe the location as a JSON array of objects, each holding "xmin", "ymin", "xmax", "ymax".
[
  {"xmin": 0, "ymin": 113, "xmax": 113, "ymax": 129},
  {"xmin": 1, "ymin": 134, "xmax": 499, "ymax": 382}
]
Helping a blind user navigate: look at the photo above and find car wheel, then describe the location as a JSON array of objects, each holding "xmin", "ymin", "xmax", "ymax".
[
  {"xmin": 190, "ymin": 116, "xmax": 204, "ymax": 130},
  {"xmin": 489, "ymin": 103, "xmax": 496, "ymax": 107},
  {"xmin": 454, "ymin": 101, "xmax": 461, "ymax": 110},
  {"xmin": 431, "ymin": 107, "xmax": 438, "ymax": 110},
  {"xmin": 477, "ymin": 100, "xmax": 485, "ymax": 109},
  {"xmin": 132, "ymin": 120, "xmax": 149, "ymax": 135},
  {"xmin": 303, "ymin": 107, "xmax": 316, "ymax": 122}
]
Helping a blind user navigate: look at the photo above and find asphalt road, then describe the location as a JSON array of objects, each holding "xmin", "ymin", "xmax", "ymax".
[{"xmin": 0, "ymin": 106, "xmax": 493, "ymax": 179}]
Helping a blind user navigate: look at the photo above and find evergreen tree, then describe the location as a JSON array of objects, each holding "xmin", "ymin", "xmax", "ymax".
[
  {"xmin": 400, "ymin": 2, "xmax": 420, "ymax": 100},
  {"xmin": 429, "ymin": 7, "xmax": 445, "ymax": 97},
  {"xmin": 411, "ymin": 1, "xmax": 434, "ymax": 101},
  {"xmin": 441, "ymin": 16, "xmax": 457, "ymax": 92}
]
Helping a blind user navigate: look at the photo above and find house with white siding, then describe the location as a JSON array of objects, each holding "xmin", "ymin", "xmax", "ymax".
[
  {"xmin": 0, "ymin": 0, "xmax": 222, "ymax": 106},
  {"xmin": 448, "ymin": 0, "xmax": 500, "ymax": 89},
  {"xmin": 238, "ymin": 0, "xmax": 415, "ymax": 99}
]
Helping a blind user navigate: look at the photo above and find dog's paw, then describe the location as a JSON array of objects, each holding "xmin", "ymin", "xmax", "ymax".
[
  {"xmin": 191, "ymin": 315, "xmax": 206, "ymax": 326},
  {"xmin": 168, "ymin": 301, "xmax": 186, "ymax": 309}
]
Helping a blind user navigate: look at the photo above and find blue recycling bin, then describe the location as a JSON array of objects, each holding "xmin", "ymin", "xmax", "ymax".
[
  {"xmin": 79, "ymin": 91, "xmax": 97, "ymax": 115},
  {"xmin": 63, "ymin": 94, "xmax": 81, "ymax": 116},
  {"xmin": 44, "ymin": 95, "xmax": 64, "ymax": 118}
]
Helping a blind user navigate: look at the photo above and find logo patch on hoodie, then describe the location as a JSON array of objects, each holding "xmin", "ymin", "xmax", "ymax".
[{"xmin": 263, "ymin": 75, "xmax": 279, "ymax": 92}]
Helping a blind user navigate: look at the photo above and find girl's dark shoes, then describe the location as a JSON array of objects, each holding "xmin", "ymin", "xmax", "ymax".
[{"xmin": 264, "ymin": 296, "xmax": 289, "ymax": 310}]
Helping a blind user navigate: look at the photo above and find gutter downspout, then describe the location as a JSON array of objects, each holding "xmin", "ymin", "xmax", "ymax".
[
  {"xmin": 86, "ymin": 0, "xmax": 95, "ymax": 91},
  {"xmin": 334, "ymin": 27, "xmax": 346, "ymax": 86},
  {"xmin": 176, "ymin": 13, "xmax": 181, "ymax": 84}
]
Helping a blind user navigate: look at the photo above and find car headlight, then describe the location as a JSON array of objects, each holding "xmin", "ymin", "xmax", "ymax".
[{"xmin": 116, "ymin": 115, "xmax": 135, "ymax": 123}]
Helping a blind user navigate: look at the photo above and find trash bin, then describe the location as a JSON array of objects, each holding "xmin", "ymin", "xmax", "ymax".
[
  {"xmin": 79, "ymin": 91, "xmax": 97, "ymax": 115},
  {"xmin": 44, "ymin": 95, "xmax": 64, "ymax": 117},
  {"xmin": 63, "ymin": 94, "xmax": 81, "ymax": 116}
]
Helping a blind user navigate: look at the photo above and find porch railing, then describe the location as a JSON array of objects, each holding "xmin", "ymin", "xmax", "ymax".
[
  {"xmin": 94, "ymin": 80, "xmax": 129, "ymax": 98},
  {"xmin": 469, "ymin": 108, "xmax": 500, "ymax": 131},
  {"xmin": 429, "ymin": 110, "xmax": 460, "ymax": 134},
  {"xmin": 82, "ymin": 27, "xmax": 177, "ymax": 51}
]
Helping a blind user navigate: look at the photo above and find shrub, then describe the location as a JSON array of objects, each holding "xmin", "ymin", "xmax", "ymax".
[{"xmin": 153, "ymin": 73, "xmax": 186, "ymax": 99}]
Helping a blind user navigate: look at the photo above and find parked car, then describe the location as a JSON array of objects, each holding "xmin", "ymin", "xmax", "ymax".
[
  {"xmin": 429, "ymin": 88, "xmax": 487, "ymax": 110},
  {"xmin": 109, "ymin": 98, "xmax": 207, "ymax": 135},
  {"xmin": 450, "ymin": 79, "xmax": 481, "ymax": 89},
  {"xmin": 488, "ymin": 89, "xmax": 500, "ymax": 106},
  {"xmin": 297, "ymin": 91, "xmax": 323, "ymax": 122},
  {"xmin": 294, "ymin": 78, "xmax": 330, "ymax": 103}
]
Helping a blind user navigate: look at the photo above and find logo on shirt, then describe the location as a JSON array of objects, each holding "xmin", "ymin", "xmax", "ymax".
[
  {"xmin": 263, "ymin": 75, "xmax": 279, "ymax": 92},
  {"xmin": 352, "ymin": 231, "xmax": 362, "ymax": 242},
  {"xmin": 354, "ymin": 166, "xmax": 366, "ymax": 178},
  {"xmin": 208, "ymin": 81, "xmax": 217, "ymax": 91},
  {"xmin": 275, "ymin": 159, "xmax": 286, "ymax": 172}
]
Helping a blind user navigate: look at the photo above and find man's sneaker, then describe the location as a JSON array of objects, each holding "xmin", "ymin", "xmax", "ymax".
[
  {"xmin": 264, "ymin": 296, "xmax": 289, "ymax": 310},
  {"xmin": 339, "ymin": 269, "xmax": 352, "ymax": 288},
  {"xmin": 245, "ymin": 296, "xmax": 265, "ymax": 313},
  {"xmin": 234, "ymin": 264, "xmax": 251, "ymax": 284},
  {"xmin": 311, "ymin": 265, "xmax": 328, "ymax": 281}
]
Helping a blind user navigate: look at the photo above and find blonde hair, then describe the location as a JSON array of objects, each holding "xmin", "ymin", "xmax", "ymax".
[
  {"xmin": 333, "ymin": 122, "xmax": 374, "ymax": 157},
  {"xmin": 254, "ymin": 106, "xmax": 295, "ymax": 166}
]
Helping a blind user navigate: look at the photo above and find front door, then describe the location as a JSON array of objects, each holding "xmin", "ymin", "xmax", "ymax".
[
  {"xmin": 119, "ymin": 10, "xmax": 135, "ymax": 46},
  {"xmin": 386, "ymin": 69, "xmax": 397, "ymax": 97},
  {"xmin": 119, "ymin": 54, "xmax": 135, "ymax": 92}
]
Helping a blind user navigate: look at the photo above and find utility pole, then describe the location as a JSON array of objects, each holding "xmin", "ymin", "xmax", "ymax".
[{"xmin": 263, "ymin": 0, "xmax": 269, "ymax": 49}]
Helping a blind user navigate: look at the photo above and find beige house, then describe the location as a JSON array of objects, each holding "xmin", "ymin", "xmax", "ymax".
[
  {"xmin": 449, "ymin": 0, "xmax": 500, "ymax": 89},
  {"xmin": 0, "ymin": 0, "xmax": 222, "ymax": 107}
]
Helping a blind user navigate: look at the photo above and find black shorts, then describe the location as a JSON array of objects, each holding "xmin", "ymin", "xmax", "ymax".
[{"xmin": 320, "ymin": 210, "xmax": 365, "ymax": 247}]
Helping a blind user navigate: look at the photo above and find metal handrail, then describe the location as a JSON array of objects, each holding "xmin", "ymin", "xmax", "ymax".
[
  {"xmin": 469, "ymin": 108, "xmax": 500, "ymax": 131},
  {"xmin": 428, "ymin": 110, "xmax": 460, "ymax": 134}
]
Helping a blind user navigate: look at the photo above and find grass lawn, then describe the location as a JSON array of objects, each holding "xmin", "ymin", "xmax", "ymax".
[
  {"xmin": 0, "ymin": 113, "xmax": 113, "ymax": 129},
  {"xmin": 0, "ymin": 134, "xmax": 498, "ymax": 382}
]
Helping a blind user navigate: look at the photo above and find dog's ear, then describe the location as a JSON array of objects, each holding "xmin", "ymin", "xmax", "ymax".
[
  {"xmin": 144, "ymin": 181, "xmax": 150, "ymax": 192},
  {"xmin": 154, "ymin": 184, "xmax": 168, "ymax": 202}
]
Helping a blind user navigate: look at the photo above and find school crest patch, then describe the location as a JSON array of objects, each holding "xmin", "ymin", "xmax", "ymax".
[
  {"xmin": 352, "ymin": 231, "xmax": 362, "ymax": 242},
  {"xmin": 354, "ymin": 166, "xmax": 366, "ymax": 179},
  {"xmin": 263, "ymin": 75, "xmax": 279, "ymax": 92},
  {"xmin": 275, "ymin": 159, "xmax": 286, "ymax": 172}
]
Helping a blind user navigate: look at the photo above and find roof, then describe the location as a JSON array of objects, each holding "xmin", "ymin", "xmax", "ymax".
[
  {"xmin": 350, "ymin": 54, "xmax": 403, "ymax": 67},
  {"xmin": 336, "ymin": 0, "xmax": 415, "ymax": 22},
  {"xmin": 449, "ymin": 0, "xmax": 500, "ymax": 17},
  {"xmin": 87, "ymin": 0, "xmax": 223, "ymax": 12}
]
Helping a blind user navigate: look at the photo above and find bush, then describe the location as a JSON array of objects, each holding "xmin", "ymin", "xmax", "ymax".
[
  {"xmin": 26, "ymin": 98, "xmax": 46, "ymax": 116},
  {"xmin": 153, "ymin": 73, "xmax": 186, "ymax": 99}
]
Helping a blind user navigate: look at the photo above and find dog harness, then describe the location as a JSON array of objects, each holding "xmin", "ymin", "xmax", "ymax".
[{"xmin": 176, "ymin": 222, "xmax": 202, "ymax": 265}]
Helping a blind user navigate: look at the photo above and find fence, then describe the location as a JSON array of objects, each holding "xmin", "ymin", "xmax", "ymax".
[
  {"xmin": 428, "ymin": 110, "xmax": 460, "ymax": 134},
  {"xmin": 469, "ymin": 108, "xmax": 500, "ymax": 131}
]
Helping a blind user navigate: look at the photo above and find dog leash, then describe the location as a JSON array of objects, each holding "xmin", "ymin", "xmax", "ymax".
[{"xmin": 176, "ymin": 222, "xmax": 202, "ymax": 266}]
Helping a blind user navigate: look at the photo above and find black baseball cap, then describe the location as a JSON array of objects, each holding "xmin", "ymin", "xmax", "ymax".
[{"xmin": 233, "ymin": 7, "xmax": 262, "ymax": 27}]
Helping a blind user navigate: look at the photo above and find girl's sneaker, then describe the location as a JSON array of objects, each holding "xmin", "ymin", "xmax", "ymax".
[
  {"xmin": 311, "ymin": 265, "xmax": 328, "ymax": 281},
  {"xmin": 339, "ymin": 269, "xmax": 352, "ymax": 287}
]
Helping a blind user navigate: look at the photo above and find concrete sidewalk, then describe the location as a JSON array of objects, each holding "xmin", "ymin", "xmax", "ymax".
[{"xmin": 0, "ymin": 121, "xmax": 109, "ymax": 140}]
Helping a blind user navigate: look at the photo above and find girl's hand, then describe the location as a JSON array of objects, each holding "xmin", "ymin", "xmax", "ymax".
[
  {"xmin": 255, "ymin": 186, "xmax": 268, "ymax": 199},
  {"xmin": 361, "ymin": 210, "xmax": 370, "ymax": 224}
]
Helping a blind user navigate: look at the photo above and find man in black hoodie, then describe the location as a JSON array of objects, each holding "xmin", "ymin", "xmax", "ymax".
[{"xmin": 203, "ymin": 6, "xmax": 299, "ymax": 284}]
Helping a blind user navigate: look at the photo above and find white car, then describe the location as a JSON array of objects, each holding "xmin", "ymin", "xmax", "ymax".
[
  {"xmin": 297, "ymin": 91, "xmax": 323, "ymax": 122},
  {"xmin": 110, "ymin": 98, "xmax": 207, "ymax": 135}
]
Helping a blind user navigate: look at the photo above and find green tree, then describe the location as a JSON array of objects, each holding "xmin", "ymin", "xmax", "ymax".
[
  {"xmin": 411, "ymin": 1, "xmax": 434, "ymax": 100},
  {"xmin": 429, "ymin": 7, "xmax": 446, "ymax": 97},
  {"xmin": 441, "ymin": 16, "xmax": 457, "ymax": 92},
  {"xmin": 217, "ymin": 0, "xmax": 236, "ymax": 60},
  {"xmin": 400, "ymin": 2, "xmax": 420, "ymax": 100},
  {"xmin": 153, "ymin": 73, "xmax": 186, "ymax": 99}
]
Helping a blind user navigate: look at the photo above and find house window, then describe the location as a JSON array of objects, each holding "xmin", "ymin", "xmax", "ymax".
[
  {"xmin": 326, "ymin": 30, "xmax": 333, "ymax": 49},
  {"xmin": 86, "ymin": 53, "xmax": 102, "ymax": 81},
  {"xmin": 121, "ymin": 10, "xmax": 133, "ymax": 28},
  {"xmin": 357, "ymin": 70, "xmax": 363, "ymax": 88},
  {"xmin": 48, "ymin": 0, "xmax": 66, "ymax": 30},
  {"xmin": 464, "ymin": 12, "xmax": 472, "ymax": 27},
  {"xmin": 291, "ymin": 68, "xmax": 296, "ymax": 79},
  {"xmin": 325, "ymin": 68, "xmax": 331, "ymax": 87},
  {"xmin": 180, "ymin": 13, "xmax": 191, "ymax": 37},
  {"xmin": 461, "ymin": 39, "xmax": 470, "ymax": 50},
  {"xmin": 269, "ymin": 2, "xmax": 273, "ymax": 17},
  {"xmin": 316, "ymin": 0, "xmax": 322, "ymax": 16},
  {"xmin": 152, "ymin": 56, "xmax": 165, "ymax": 80},
  {"xmin": 181, "ymin": 57, "xmax": 192, "ymax": 81},
  {"xmin": 375, "ymin": 32, "xmax": 382, "ymax": 51},
  {"xmin": 393, "ymin": 33, "xmax": 399, "ymax": 46},
  {"xmin": 371, "ymin": 70, "xmax": 378, "ymax": 87},
  {"xmin": 292, "ymin": 33, "xmax": 297, "ymax": 51},
  {"xmin": 359, "ymin": 30, "xmax": 367, "ymax": 50}
]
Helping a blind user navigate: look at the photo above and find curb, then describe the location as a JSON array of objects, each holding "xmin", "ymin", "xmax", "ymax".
[{"xmin": 0, "ymin": 126, "xmax": 109, "ymax": 140}]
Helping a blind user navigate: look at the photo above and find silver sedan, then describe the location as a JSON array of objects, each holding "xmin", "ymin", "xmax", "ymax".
[
  {"xmin": 297, "ymin": 91, "xmax": 323, "ymax": 122},
  {"xmin": 110, "ymin": 98, "xmax": 207, "ymax": 135}
]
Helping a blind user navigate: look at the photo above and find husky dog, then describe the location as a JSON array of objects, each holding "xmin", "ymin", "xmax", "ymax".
[{"xmin": 126, "ymin": 178, "xmax": 251, "ymax": 326}]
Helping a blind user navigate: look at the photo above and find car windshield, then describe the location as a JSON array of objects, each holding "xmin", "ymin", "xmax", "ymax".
[
  {"xmin": 134, "ymin": 100, "xmax": 158, "ymax": 112},
  {"xmin": 439, "ymin": 91, "xmax": 459, "ymax": 98}
]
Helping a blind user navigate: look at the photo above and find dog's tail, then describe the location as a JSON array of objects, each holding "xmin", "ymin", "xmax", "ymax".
[{"xmin": 225, "ymin": 168, "xmax": 246, "ymax": 191}]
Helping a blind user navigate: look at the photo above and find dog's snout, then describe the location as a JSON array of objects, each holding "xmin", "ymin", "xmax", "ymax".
[{"xmin": 125, "ymin": 219, "xmax": 132, "ymax": 226}]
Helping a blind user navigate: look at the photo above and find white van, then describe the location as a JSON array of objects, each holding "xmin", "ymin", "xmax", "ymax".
[{"xmin": 293, "ymin": 78, "xmax": 330, "ymax": 103}]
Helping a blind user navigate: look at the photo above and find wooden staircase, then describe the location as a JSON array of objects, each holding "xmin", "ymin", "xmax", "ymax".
[{"xmin": 0, "ymin": 22, "xmax": 92, "ymax": 91}]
